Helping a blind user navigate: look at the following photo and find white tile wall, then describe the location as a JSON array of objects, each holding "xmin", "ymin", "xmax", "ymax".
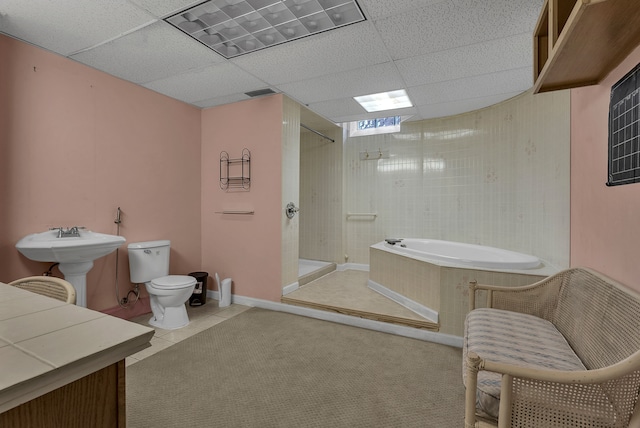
[
  {"xmin": 339, "ymin": 89, "xmax": 570, "ymax": 268},
  {"xmin": 299, "ymin": 126, "xmax": 344, "ymax": 263},
  {"xmin": 281, "ymin": 96, "xmax": 300, "ymax": 288}
]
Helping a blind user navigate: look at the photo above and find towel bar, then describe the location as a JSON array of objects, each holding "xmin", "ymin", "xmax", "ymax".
[
  {"xmin": 215, "ymin": 210, "xmax": 255, "ymax": 215},
  {"xmin": 346, "ymin": 212, "xmax": 377, "ymax": 219}
]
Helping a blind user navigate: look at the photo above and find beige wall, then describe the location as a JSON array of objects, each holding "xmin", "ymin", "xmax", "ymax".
[
  {"xmin": 571, "ymin": 44, "xmax": 640, "ymax": 292},
  {"xmin": 0, "ymin": 35, "xmax": 202, "ymax": 313},
  {"xmin": 201, "ymin": 95, "xmax": 284, "ymax": 302}
]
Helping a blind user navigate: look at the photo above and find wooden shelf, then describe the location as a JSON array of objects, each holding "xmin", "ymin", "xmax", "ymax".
[{"xmin": 534, "ymin": 0, "xmax": 640, "ymax": 93}]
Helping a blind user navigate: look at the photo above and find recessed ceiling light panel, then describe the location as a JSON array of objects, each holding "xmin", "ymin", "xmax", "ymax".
[
  {"xmin": 166, "ymin": 0, "xmax": 366, "ymax": 59},
  {"xmin": 354, "ymin": 90, "xmax": 413, "ymax": 113}
]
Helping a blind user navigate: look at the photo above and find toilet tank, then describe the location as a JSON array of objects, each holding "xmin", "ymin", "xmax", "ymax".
[{"xmin": 128, "ymin": 240, "xmax": 171, "ymax": 283}]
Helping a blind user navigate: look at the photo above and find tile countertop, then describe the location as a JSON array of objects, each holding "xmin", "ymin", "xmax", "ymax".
[{"xmin": 0, "ymin": 282, "xmax": 154, "ymax": 413}]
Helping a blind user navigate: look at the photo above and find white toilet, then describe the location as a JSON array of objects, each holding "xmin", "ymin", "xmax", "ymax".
[{"xmin": 128, "ymin": 240, "xmax": 196, "ymax": 330}]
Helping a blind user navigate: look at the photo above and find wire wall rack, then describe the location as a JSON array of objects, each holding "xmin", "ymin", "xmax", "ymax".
[{"xmin": 220, "ymin": 148, "xmax": 251, "ymax": 190}]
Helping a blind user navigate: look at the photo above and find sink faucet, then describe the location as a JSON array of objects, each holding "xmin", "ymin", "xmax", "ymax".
[
  {"xmin": 50, "ymin": 226, "xmax": 85, "ymax": 238},
  {"xmin": 50, "ymin": 227, "xmax": 64, "ymax": 238}
]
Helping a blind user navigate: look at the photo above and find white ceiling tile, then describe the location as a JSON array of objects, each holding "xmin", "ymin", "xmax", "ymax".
[
  {"xmin": 373, "ymin": 0, "xmax": 543, "ymax": 60},
  {"xmin": 408, "ymin": 67, "xmax": 532, "ymax": 106},
  {"xmin": 276, "ymin": 62, "xmax": 405, "ymax": 105},
  {"xmin": 300, "ymin": 106, "xmax": 339, "ymax": 130},
  {"xmin": 416, "ymin": 91, "xmax": 524, "ymax": 120},
  {"xmin": 308, "ymin": 97, "xmax": 417, "ymax": 123},
  {"xmin": 358, "ymin": 0, "xmax": 448, "ymax": 20},
  {"xmin": 143, "ymin": 62, "xmax": 269, "ymax": 103},
  {"xmin": 231, "ymin": 22, "xmax": 390, "ymax": 85},
  {"xmin": 371, "ymin": 1, "xmax": 463, "ymax": 60},
  {"xmin": 305, "ymin": 98, "xmax": 370, "ymax": 122},
  {"xmin": 396, "ymin": 33, "xmax": 532, "ymax": 87},
  {"xmin": 71, "ymin": 22, "xmax": 224, "ymax": 84},
  {"xmin": 128, "ymin": 0, "xmax": 201, "ymax": 18},
  {"xmin": 0, "ymin": 0, "xmax": 156, "ymax": 56},
  {"xmin": 0, "ymin": 0, "xmax": 545, "ymax": 122}
]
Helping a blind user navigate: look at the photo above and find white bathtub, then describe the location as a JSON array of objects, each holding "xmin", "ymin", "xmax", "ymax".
[
  {"xmin": 369, "ymin": 239, "xmax": 550, "ymax": 336},
  {"xmin": 377, "ymin": 238, "xmax": 540, "ymax": 270}
]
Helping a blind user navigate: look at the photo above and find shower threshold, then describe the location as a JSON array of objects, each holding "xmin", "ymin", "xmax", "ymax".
[
  {"xmin": 298, "ymin": 259, "xmax": 336, "ymax": 286},
  {"xmin": 283, "ymin": 270, "xmax": 438, "ymax": 331}
]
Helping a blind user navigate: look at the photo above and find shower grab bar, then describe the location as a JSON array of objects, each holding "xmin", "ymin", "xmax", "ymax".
[
  {"xmin": 215, "ymin": 210, "xmax": 255, "ymax": 215},
  {"xmin": 346, "ymin": 212, "xmax": 377, "ymax": 219}
]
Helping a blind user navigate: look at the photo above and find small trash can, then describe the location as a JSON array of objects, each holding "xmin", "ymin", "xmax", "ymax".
[{"xmin": 188, "ymin": 271, "xmax": 208, "ymax": 306}]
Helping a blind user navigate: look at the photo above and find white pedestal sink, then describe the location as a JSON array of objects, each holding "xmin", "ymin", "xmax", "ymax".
[{"xmin": 16, "ymin": 230, "xmax": 126, "ymax": 307}]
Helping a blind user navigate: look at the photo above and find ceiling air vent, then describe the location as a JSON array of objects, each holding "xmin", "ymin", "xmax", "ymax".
[{"xmin": 245, "ymin": 88, "xmax": 276, "ymax": 97}]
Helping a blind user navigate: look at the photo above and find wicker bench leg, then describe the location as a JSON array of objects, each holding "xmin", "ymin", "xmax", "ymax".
[{"xmin": 465, "ymin": 352, "xmax": 482, "ymax": 427}]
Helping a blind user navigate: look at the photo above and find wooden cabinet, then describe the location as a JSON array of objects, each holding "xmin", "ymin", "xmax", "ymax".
[
  {"xmin": 533, "ymin": 0, "xmax": 640, "ymax": 93},
  {"xmin": 0, "ymin": 361, "xmax": 126, "ymax": 428},
  {"xmin": 0, "ymin": 283, "xmax": 153, "ymax": 428}
]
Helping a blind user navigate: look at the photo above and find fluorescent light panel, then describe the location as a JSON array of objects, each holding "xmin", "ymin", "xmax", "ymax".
[
  {"xmin": 354, "ymin": 89, "xmax": 413, "ymax": 112},
  {"xmin": 166, "ymin": 0, "xmax": 365, "ymax": 59}
]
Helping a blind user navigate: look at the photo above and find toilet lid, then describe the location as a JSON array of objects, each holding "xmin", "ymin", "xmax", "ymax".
[{"xmin": 151, "ymin": 275, "xmax": 197, "ymax": 290}]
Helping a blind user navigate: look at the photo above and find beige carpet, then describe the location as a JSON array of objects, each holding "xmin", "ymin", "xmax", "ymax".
[{"xmin": 126, "ymin": 308, "xmax": 465, "ymax": 427}]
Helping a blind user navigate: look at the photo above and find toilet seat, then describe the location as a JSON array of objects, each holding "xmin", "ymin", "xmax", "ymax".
[{"xmin": 151, "ymin": 275, "xmax": 196, "ymax": 290}]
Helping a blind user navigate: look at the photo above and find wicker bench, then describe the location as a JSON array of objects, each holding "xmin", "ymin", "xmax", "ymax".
[{"xmin": 463, "ymin": 267, "xmax": 640, "ymax": 427}]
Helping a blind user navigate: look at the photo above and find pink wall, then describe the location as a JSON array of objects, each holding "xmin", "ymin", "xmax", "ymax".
[
  {"xmin": 571, "ymin": 44, "xmax": 640, "ymax": 291},
  {"xmin": 0, "ymin": 38, "xmax": 9, "ymax": 242},
  {"xmin": 0, "ymin": 35, "xmax": 203, "ymax": 313},
  {"xmin": 201, "ymin": 96, "xmax": 284, "ymax": 302}
]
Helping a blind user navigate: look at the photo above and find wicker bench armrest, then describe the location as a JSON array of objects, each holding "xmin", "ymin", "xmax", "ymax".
[
  {"xmin": 465, "ymin": 352, "xmax": 640, "ymax": 428},
  {"xmin": 469, "ymin": 272, "xmax": 564, "ymax": 319}
]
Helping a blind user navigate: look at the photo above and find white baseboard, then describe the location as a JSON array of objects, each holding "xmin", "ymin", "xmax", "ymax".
[
  {"xmin": 337, "ymin": 263, "xmax": 369, "ymax": 272},
  {"xmin": 367, "ymin": 279, "xmax": 439, "ymax": 323},
  {"xmin": 230, "ymin": 294, "xmax": 463, "ymax": 348},
  {"xmin": 282, "ymin": 281, "xmax": 299, "ymax": 296}
]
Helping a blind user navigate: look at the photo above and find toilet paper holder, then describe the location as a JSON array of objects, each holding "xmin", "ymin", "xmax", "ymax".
[{"xmin": 285, "ymin": 202, "xmax": 299, "ymax": 219}]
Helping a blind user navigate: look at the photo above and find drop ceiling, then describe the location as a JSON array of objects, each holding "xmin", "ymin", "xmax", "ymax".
[{"xmin": 0, "ymin": 0, "xmax": 544, "ymax": 125}]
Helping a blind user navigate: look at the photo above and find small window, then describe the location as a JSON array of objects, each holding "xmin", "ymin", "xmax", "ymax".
[
  {"xmin": 349, "ymin": 116, "xmax": 402, "ymax": 137},
  {"xmin": 608, "ymin": 62, "xmax": 640, "ymax": 186}
]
